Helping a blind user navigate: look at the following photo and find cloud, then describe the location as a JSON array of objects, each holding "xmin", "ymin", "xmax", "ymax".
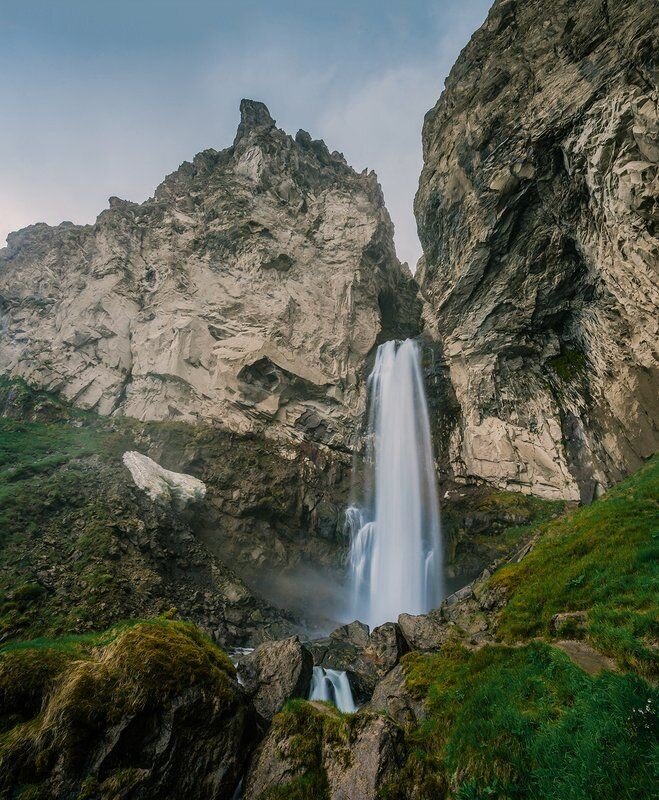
[{"xmin": 0, "ymin": 0, "xmax": 491, "ymax": 267}]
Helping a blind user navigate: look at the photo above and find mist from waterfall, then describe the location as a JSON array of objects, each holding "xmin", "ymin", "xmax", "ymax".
[{"xmin": 347, "ymin": 338, "xmax": 443, "ymax": 629}]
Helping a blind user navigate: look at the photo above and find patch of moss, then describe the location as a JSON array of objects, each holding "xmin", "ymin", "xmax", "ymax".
[
  {"xmin": 489, "ymin": 455, "xmax": 659, "ymax": 675},
  {"xmin": 383, "ymin": 641, "xmax": 657, "ymax": 800},
  {"xmin": 546, "ymin": 348, "xmax": 587, "ymax": 382},
  {"xmin": 0, "ymin": 618, "xmax": 236, "ymax": 789}
]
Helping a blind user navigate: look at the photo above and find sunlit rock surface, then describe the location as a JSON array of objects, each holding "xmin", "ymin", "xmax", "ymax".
[
  {"xmin": 0, "ymin": 99, "xmax": 420, "ymax": 452},
  {"xmin": 416, "ymin": 0, "xmax": 658, "ymax": 501},
  {"xmin": 123, "ymin": 450, "xmax": 206, "ymax": 509}
]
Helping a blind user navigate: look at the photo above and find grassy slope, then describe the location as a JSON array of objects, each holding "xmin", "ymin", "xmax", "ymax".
[
  {"xmin": 382, "ymin": 456, "xmax": 659, "ymax": 799},
  {"xmin": 490, "ymin": 454, "xmax": 659, "ymax": 676},
  {"xmin": 0, "ymin": 381, "xmax": 139, "ymax": 637},
  {"xmin": 394, "ymin": 641, "xmax": 657, "ymax": 800},
  {"xmin": 263, "ymin": 458, "xmax": 658, "ymax": 800}
]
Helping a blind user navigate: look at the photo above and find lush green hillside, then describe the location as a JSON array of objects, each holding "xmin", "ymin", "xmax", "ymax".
[
  {"xmin": 391, "ymin": 641, "xmax": 657, "ymax": 800},
  {"xmin": 383, "ymin": 455, "xmax": 659, "ymax": 799},
  {"xmin": 490, "ymin": 454, "xmax": 659, "ymax": 676},
  {"xmin": 256, "ymin": 458, "xmax": 658, "ymax": 800}
]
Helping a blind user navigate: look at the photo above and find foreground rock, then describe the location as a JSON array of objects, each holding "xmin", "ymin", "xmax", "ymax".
[
  {"xmin": 238, "ymin": 635, "xmax": 313, "ymax": 722},
  {"xmin": 310, "ymin": 621, "xmax": 409, "ymax": 698},
  {"xmin": 0, "ymin": 621, "xmax": 249, "ymax": 800},
  {"xmin": 244, "ymin": 702, "xmax": 404, "ymax": 800},
  {"xmin": 367, "ymin": 664, "xmax": 423, "ymax": 726},
  {"xmin": 123, "ymin": 450, "xmax": 206, "ymax": 509},
  {"xmin": 416, "ymin": 0, "xmax": 659, "ymax": 501}
]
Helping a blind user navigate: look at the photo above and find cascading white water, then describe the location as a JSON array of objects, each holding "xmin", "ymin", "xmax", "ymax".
[
  {"xmin": 309, "ymin": 666, "xmax": 357, "ymax": 713},
  {"xmin": 347, "ymin": 338, "xmax": 443, "ymax": 629}
]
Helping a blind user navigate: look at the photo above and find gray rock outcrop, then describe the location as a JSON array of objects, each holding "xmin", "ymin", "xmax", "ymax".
[
  {"xmin": 368, "ymin": 664, "xmax": 423, "ymax": 726},
  {"xmin": 416, "ymin": 0, "xmax": 658, "ymax": 501},
  {"xmin": 244, "ymin": 703, "xmax": 404, "ymax": 800},
  {"xmin": 238, "ymin": 635, "xmax": 313, "ymax": 721},
  {"xmin": 0, "ymin": 99, "xmax": 420, "ymax": 454}
]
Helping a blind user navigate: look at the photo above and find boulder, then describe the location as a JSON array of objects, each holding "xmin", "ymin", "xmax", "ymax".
[
  {"xmin": 368, "ymin": 664, "xmax": 424, "ymax": 726},
  {"xmin": 364, "ymin": 622, "xmax": 409, "ymax": 673},
  {"xmin": 122, "ymin": 451, "xmax": 206, "ymax": 510},
  {"xmin": 238, "ymin": 635, "xmax": 313, "ymax": 721},
  {"xmin": 330, "ymin": 620, "xmax": 371, "ymax": 648},
  {"xmin": 550, "ymin": 611, "xmax": 588, "ymax": 637},
  {"xmin": 324, "ymin": 713, "xmax": 405, "ymax": 800},
  {"xmin": 398, "ymin": 609, "xmax": 451, "ymax": 652},
  {"xmin": 0, "ymin": 621, "xmax": 249, "ymax": 800},
  {"xmin": 244, "ymin": 704, "xmax": 404, "ymax": 800},
  {"xmin": 311, "ymin": 621, "xmax": 408, "ymax": 698}
]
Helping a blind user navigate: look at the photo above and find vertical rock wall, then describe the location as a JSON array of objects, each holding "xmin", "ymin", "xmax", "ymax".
[{"xmin": 416, "ymin": 0, "xmax": 658, "ymax": 501}]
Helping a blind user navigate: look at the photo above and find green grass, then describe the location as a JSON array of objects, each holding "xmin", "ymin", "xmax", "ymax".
[
  {"xmin": 383, "ymin": 641, "xmax": 658, "ymax": 800},
  {"xmin": 0, "ymin": 618, "xmax": 236, "ymax": 788},
  {"xmin": 489, "ymin": 455, "xmax": 659, "ymax": 675}
]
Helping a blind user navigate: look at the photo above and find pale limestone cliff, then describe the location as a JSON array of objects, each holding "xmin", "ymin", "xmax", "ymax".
[
  {"xmin": 0, "ymin": 100, "xmax": 419, "ymax": 452},
  {"xmin": 416, "ymin": 0, "xmax": 658, "ymax": 501}
]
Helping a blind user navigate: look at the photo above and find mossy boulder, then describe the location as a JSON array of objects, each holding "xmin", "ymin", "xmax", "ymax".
[
  {"xmin": 244, "ymin": 699, "xmax": 404, "ymax": 800},
  {"xmin": 0, "ymin": 619, "xmax": 249, "ymax": 799}
]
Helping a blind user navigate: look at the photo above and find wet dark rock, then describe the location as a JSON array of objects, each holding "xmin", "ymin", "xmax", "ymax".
[
  {"xmin": 368, "ymin": 664, "xmax": 424, "ymax": 726},
  {"xmin": 238, "ymin": 635, "xmax": 313, "ymax": 722},
  {"xmin": 310, "ymin": 621, "xmax": 408, "ymax": 699}
]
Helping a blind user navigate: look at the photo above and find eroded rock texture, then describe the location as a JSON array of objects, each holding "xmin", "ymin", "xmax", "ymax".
[
  {"xmin": 0, "ymin": 99, "xmax": 419, "ymax": 452},
  {"xmin": 416, "ymin": 0, "xmax": 658, "ymax": 501}
]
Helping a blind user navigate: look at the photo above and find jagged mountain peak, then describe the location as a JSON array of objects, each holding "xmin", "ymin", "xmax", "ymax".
[
  {"xmin": 0, "ymin": 99, "xmax": 421, "ymax": 448},
  {"xmin": 234, "ymin": 98, "xmax": 276, "ymax": 143}
]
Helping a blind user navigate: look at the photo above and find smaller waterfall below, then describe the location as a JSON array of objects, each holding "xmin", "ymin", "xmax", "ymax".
[
  {"xmin": 347, "ymin": 338, "xmax": 443, "ymax": 629},
  {"xmin": 309, "ymin": 666, "xmax": 357, "ymax": 713}
]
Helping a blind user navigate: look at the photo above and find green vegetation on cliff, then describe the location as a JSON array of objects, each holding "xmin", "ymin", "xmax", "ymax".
[
  {"xmin": 490, "ymin": 454, "xmax": 659, "ymax": 676},
  {"xmin": 380, "ymin": 456, "xmax": 659, "ymax": 799}
]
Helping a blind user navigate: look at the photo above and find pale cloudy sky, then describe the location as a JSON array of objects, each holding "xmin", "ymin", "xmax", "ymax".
[{"xmin": 0, "ymin": 0, "xmax": 490, "ymax": 267}]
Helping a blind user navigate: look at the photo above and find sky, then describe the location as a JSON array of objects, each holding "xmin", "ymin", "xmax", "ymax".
[{"xmin": 0, "ymin": 0, "xmax": 491, "ymax": 267}]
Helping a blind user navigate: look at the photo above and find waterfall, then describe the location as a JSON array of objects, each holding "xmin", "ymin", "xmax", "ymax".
[
  {"xmin": 309, "ymin": 666, "xmax": 357, "ymax": 713},
  {"xmin": 347, "ymin": 338, "xmax": 443, "ymax": 629}
]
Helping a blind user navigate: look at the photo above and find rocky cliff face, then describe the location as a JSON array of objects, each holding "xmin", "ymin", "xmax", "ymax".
[
  {"xmin": 0, "ymin": 99, "xmax": 419, "ymax": 452},
  {"xmin": 416, "ymin": 0, "xmax": 658, "ymax": 501}
]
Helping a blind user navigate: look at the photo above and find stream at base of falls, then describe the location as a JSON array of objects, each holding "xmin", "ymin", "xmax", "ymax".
[{"xmin": 309, "ymin": 666, "xmax": 357, "ymax": 713}]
